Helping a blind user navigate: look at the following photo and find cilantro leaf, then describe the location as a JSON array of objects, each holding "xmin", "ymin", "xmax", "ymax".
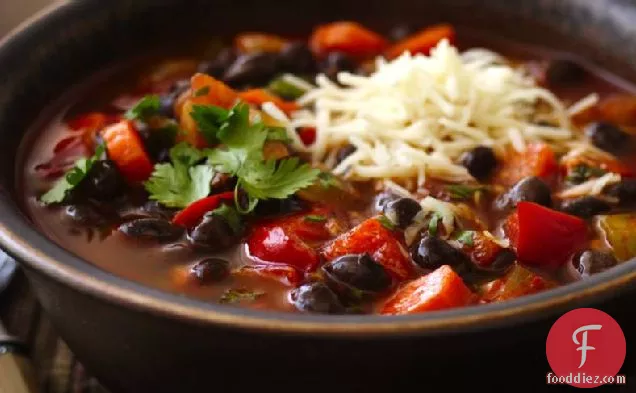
[
  {"xmin": 566, "ymin": 164, "xmax": 606, "ymax": 185},
  {"xmin": 267, "ymin": 76, "xmax": 307, "ymax": 100},
  {"xmin": 428, "ymin": 213, "xmax": 442, "ymax": 236},
  {"xmin": 456, "ymin": 230, "xmax": 475, "ymax": 247},
  {"xmin": 40, "ymin": 144, "xmax": 105, "ymax": 204},
  {"xmin": 190, "ymin": 104, "xmax": 230, "ymax": 144},
  {"xmin": 266, "ymin": 127, "xmax": 291, "ymax": 143},
  {"xmin": 144, "ymin": 143, "xmax": 214, "ymax": 208},
  {"xmin": 377, "ymin": 215, "xmax": 396, "ymax": 230},
  {"xmin": 194, "ymin": 86, "xmax": 210, "ymax": 97},
  {"xmin": 219, "ymin": 288, "xmax": 265, "ymax": 304},
  {"xmin": 125, "ymin": 95, "xmax": 161, "ymax": 121},
  {"xmin": 446, "ymin": 184, "xmax": 486, "ymax": 200},
  {"xmin": 206, "ymin": 149, "xmax": 242, "ymax": 175},
  {"xmin": 238, "ymin": 157, "xmax": 320, "ymax": 200},
  {"xmin": 305, "ymin": 215, "xmax": 327, "ymax": 223}
]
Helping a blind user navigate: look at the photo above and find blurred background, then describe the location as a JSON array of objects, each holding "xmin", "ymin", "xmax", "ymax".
[{"xmin": 0, "ymin": 0, "xmax": 53, "ymax": 37}]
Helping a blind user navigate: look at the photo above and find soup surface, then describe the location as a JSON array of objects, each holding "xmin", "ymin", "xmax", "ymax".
[{"xmin": 23, "ymin": 23, "xmax": 636, "ymax": 315}]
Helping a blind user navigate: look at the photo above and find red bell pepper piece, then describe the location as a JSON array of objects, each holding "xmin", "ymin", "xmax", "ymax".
[
  {"xmin": 381, "ymin": 265, "xmax": 474, "ymax": 315},
  {"xmin": 309, "ymin": 21, "xmax": 388, "ymax": 59},
  {"xmin": 504, "ymin": 202, "xmax": 587, "ymax": 268},
  {"xmin": 172, "ymin": 192, "xmax": 235, "ymax": 228},
  {"xmin": 459, "ymin": 231, "xmax": 504, "ymax": 267},
  {"xmin": 321, "ymin": 217, "xmax": 413, "ymax": 280},
  {"xmin": 298, "ymin": 127, "xmax": 317, "ymax": 146},
  {"xmin": 385, "ymin": 24, "xmax": 455, "ymax": 59},
  {"xmin": 247, "ymin": 208, "xmax": 334, "ymax": 272},
  {"xmin": 238, "ymin": 89, "xmax": 300, "ymax": 115},
  {"xmin": 100, "ymin": 120, "xmax": 154, "ymax": 183},
  {"xmin": 494, "ymin": 143, "xmax": 558, "ymax": 186}
]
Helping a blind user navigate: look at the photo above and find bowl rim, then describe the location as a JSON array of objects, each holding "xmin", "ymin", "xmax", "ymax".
[{"xmin": 2, "ymin": 0, "xmax": 636, "ymax": 337}]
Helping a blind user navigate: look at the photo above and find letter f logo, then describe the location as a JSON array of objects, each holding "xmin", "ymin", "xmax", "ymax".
[{"xmin": 572, "ymin": 324, "xmax": 603, "ymax": 368}]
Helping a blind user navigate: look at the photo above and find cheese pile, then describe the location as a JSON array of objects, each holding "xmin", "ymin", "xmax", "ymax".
[{"xmin": 274, "ymin": 39, "xmax": 598, "ymax": 185}]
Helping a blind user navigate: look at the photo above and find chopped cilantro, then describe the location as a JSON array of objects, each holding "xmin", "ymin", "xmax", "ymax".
[
  {"xmin": 194, "ymin": 102, "xmax": 319, "ymax": 211},
  {"xmin": 219, "ymin": 288, "xmax": 265, "ymax": 304},
  {"xmin": 144, "ymin": 143, "xmax": 214, "ymax": 208},
  {"xmin": 266, "ymin": 127, "xmax": 292, "ymax": 143},
  {"xmin": 40, "ymin": 144, "xmax": 105, "ymax": 204},
  {"xmin": 456, "ymin": 230, "xmax": 475, "ymax": 247},
  {"xmin": 566, "ymin": 164, "xmax": 606, "ymax": 185},
  {"xmin": 193, "ymin": 86, "xmax": 210, "ymax": 97},
  {"xmin": 267, "ymin": 76, "xmax": 307, "ymax": 100},
  {"xmin": 377, "ymin": 215, "xmax": 396, "ymax": 231},
  {"xmin": 317, "ymin": 172, "xmax": 341, "ymax": 189},
  {"xmin": 125, "ymin": 95, "xmax": 161, "ymax": 121},
  {"xmin": 446, "ymin": 184, "xmax": 486, "ymax": 200},
  {"xmin": 428, "ymin": 213, "xmax": 442, "ymax": 236},
  {"xmin": 305, "ymin": 215, "xmax": 327, "ymax": 223}
]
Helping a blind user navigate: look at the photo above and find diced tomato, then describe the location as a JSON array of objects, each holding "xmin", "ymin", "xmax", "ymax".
[
  {"xmin": 385, "ymin": 24, "xmax": 455, "ymax": 59},
  {"xmin": 460, "ymin": 231, "xmax": 504, "ymax": 267},
  {"xmin": 598, "ymin": 94, "xmax": 636, "ymax": 126},
  {"xmin": 298, "ymin": 127, "xmax": 316, "ymax": 146},
  {"xmin": 172, "ymin": 192, "xmax": 235, "ymax": 228},
  {"xmin": 309, "ymin": 21, "xmax": 388, "ymax": 59},
  {"xmin": 247, "ymin": 208, "xmax": 335, "ymax": 272},
  {"xmin": 235, "ymin": 33, "xmax": 288, "ymax": 54},
  {"xmin": 239, "ymin": 89, "xmax": 300, "ymax": 115},
  {"xmin": 504, "ymin": 202, "xmax": 587, "ymax": 268},
  {"xmin": 100, "ymin": 120, "xmax": 153, "ymax": 183},
  {"xmin": 67, "ymin": 112, "xmax": 107, "ymax": 132},
  {"xmin": 494, "ymin": 143, "xmax": 558, "ymax": 186},
  {"xmin": 381, "ymin": 265, "xmax": 474, "ymax": 315},
  {"xmin": 480, "ymin": 264, "xmax": 555, "ymax": 303},
  {"xmin": 321, "ymin": 217, "xmax": 413, "ymax": 280},
  {"xmin": 236, "ymin": 265, "xmax": 303, "ymax": 286}
]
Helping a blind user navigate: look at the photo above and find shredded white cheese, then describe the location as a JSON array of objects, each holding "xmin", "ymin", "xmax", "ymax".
[
  {"xmin": 284, "ymin": 39, "xmax": 588, "ymax": 183},
  {"xmin": 558, "ymin": 172, "xmax": 622, "ymax": 199}
]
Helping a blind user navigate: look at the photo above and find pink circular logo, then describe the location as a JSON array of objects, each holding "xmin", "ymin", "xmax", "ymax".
[{"xmin": 546, "ymin": 308, "xmax": 626, "ymax": 388}]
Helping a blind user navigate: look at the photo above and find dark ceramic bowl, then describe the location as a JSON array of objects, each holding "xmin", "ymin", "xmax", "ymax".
[{"xmin": 2, "ymin": 1, "xmax": 636, "ymax": 392}]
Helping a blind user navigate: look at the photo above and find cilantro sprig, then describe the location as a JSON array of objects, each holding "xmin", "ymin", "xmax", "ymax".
[
  {"xmin": 144, "ymin": 102, "xmax": 319, "ymax": 212},
  {"xmin": 125, "ymin": 95, "xmax": 161, "ymax": 121},
  {"xmin": 40, "ymin": 144, "xmax": 105, "ymax": 205},
  {"xmin": 144, "ymin": 143, "xmax": 214, "ymax": 208}
]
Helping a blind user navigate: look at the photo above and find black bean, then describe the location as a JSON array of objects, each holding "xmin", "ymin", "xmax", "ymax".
[
  {"xmin": 118, "ymin": 218, "xmax": 183, "ymax": 241},
  {"xmin": 411, "ymin": 235, "xmax": 471, "ymax": 270},
  {"xmin": 188, "ymin": 211, "xmax": 239, "ymax": 250},
  {"xmin": 389, "ymin": 24, "xmax": 414, "ymax": 41},
  {"xmin": 159, "ymin": 79, "xmax": 191, "ymax": 118},
  {"xmin": 373, "ymin": 192, "xmax": 400, "ymax": 214},
  {"xmin": 490, "ymin": 249, "xmax": 516, "ymax": 272},
  {"xmin": 605, "ymin": 179, "xmax": 636, "ymax": 205},
  {"xmin": 279, "ymin": 42, "xmax": 315, "ymax": 73},
  {"xmin": 253, "ymin": 196, "xmax": 306, "ymax": 217},
  {"xmin": 223, "ymin": 52, "xmax": 280, "ymax": 87},
  {"xmin": 319, "ymin": 52, "xmax": 355, "ymax": 82},
  {"xmin": 576, "ymin": 250, "xmax": 618, "ymax": 278},
  {"xmin": 322, "ymin": 254, "xmax": 391, "ymax": 294},
  {"xmin": 64, "ymin": 204, "xmax": 103, "ymax": 226},
  {"xmin": 494, "ymin": 176, "xmax": 552, "ymax": 211},
  {"xmin": 383, "ymin": 197, "xmax": 422, "ymax": 229},
  {"xmin": 197, "ymin": 48, "xmax": 237, "ymax": 78},
  {"xmin": 142, "ymin": 200, "xmax": 177, "ymax": 219},
  {"xmin": 190, "ymin": 258, "xmax": 230, "ymax": 284},
  {"xmin": 78, "ymin": 160, "xmax": 124, "ymax": 201},
  {"xmin": 585, "ymin": 122, "xmax": 630, "ymax": 154},
  {"xmin": 560, "ymin": 196, "xmax": 611, "ymax": 218},
  {"xmin": 545, "ymin": 59, "xmax": 586, "ymax": 87},
  {"xmin": 290, "ymin": 282, "xmax": 345, "ymax": 314},
  {"xmin": 335, "ymin": 145, "xmax": 357, "ymax": 165},
  {"xmin": 460, "ymin": 146, "xmax": 497, "ymax": 180}
]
